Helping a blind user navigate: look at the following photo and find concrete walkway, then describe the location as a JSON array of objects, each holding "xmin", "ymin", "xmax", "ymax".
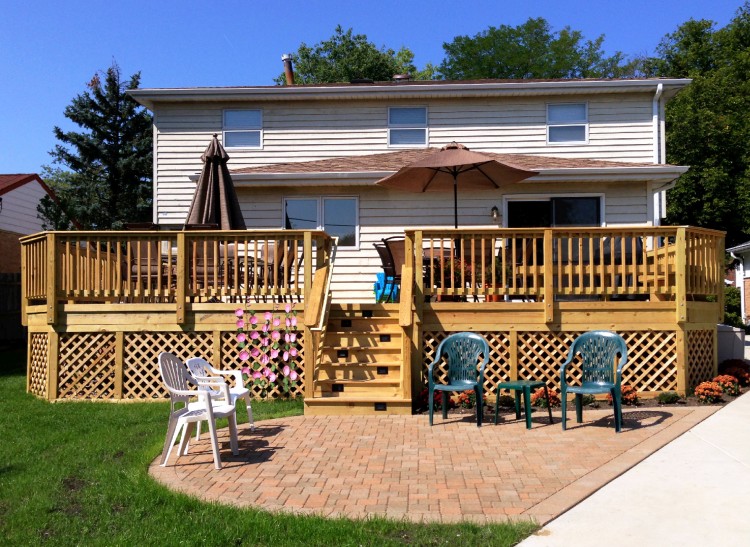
[
  {"xmin": 151, "ymin": 403, "xmax": 715, "ymax": 524},
  {"xmin": 521, "ymin": 391, "xmax": 750, "ymax": 546}
]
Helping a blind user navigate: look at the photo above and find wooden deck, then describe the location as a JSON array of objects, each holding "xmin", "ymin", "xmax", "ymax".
[{"xmin": 21, "ymin": 227, "xmax": 725, "ymax": 414}]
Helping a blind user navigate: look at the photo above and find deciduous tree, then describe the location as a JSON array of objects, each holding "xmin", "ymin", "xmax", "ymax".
[
  {"xmin": 439, "ymin": 17, "xmax": 633, "ymax": 80},
  {"xmin": 655, "ymin": 4, "xmax": 750, "ymax": 246}
]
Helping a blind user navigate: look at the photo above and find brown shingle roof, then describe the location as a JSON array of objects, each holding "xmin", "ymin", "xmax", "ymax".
[
  {"xmin": 231, "ymin": 149, "xmax": 664, "ymax": 176},
  {"xmin": 0, "ymin": 174, "xmax": 46, "ymax": 195}
]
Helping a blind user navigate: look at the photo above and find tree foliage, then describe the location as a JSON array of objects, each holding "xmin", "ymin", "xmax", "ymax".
[
  {"xmin": 40, "ymin": 62, "xmax": 153, "ymax": 230},
  {"xmin": 439, "ymin": 17, "xmax": 635, "ymax": 80},
  {"xmin": 655, "ymin": 4, "xmax": 750, "ymax": 246},
  {"xmin": 275, "ymin": 26, "xmax": 434, "ymax": 84}
]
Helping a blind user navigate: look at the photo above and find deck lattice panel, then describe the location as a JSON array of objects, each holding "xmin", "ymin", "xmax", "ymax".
[
  {"xmin": 423, "ymin": 330, "xmax": 681, "ymax": 395},
  {"xmin": 123, "ymin": 332, "xmax": 214, "ymax": 399},
  {"xmin": 687, "ymin": 330, "xmax": 715, "ymax": 390},
  {"xmin": 28, "ymin": 333, "xmax": 49, "ymax": 398},
  {"xmin": 58, "ymin": 333, "xmax": 117, "ymax": 399}
]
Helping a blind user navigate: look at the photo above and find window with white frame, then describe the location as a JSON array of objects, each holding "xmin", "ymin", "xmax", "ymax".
[
  {"xmin": 223, "ymin": 109, "xmax": 262, "ymax": 148},
  {"xmin": 284, "ymin": 197, "xmax": 358, "ymax": 248},
  {"xmin": 547, "ymin": 103, "xmax": 588, "ymax": 144},
  {"xmin": 388, "ymin": 106, "xmax": 427, "ymax": 147}
]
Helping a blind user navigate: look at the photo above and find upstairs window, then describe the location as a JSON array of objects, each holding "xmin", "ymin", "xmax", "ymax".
[
  {"xmin": 388, "ymin": 107, "xmax": 427, "ymax": 147},
  {"xmin": 547, "ymin": 103, "xmax": 587, "ymax": 144},
  {"xmin": 223, "ymin": 109, "xmax": 262, "ymax": 148}
]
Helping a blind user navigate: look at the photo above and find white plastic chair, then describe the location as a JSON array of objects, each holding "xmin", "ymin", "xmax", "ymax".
[
  {"xmin": 186, "ymin": 357, "xmax": 255, "ymax": 431},
  {"xmin": 158, "ymin": 352, "xmax": 239, "ymax": 470}
]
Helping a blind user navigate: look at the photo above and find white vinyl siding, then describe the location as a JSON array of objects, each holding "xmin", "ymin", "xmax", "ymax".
[
  {"xmin": 236, "ymin": 181, "xmax": 648, "ymax": 302},
  {"xmin": 223, "ymin": 109, "xmax": 262, "ymax": 149},
  {"xmin": 388, "ymin": 106, "xmax": 427, "ymax": 147},
  {"xmin": 547, "ymin": 103, "xmax": 588, "ymax": 144},
  {"xmin": 0, "ymin": 181, "xmax": 47, "ymax": 234},
  {"xmin": 152, "ymin": 94, "xmax": 655, "ymax": 223}
]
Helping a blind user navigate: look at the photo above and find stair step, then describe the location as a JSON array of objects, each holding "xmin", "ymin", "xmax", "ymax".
[
  {"xmin": 304, "ymin": 398, "xmax": 412, "ymax": 415},
  {"xmin": 318, "ymin": 378, "xmax": 400, "ymax": 386},
  {"xmin": 325, "ymin": 334, "xmax": 401, "ymax": 348},
  {"xmin": 329, "ymin": 319, "xmax": 400, "ymax": 333},
  {"xmin": 320, "ymin": 361, "xmax": 400, "ymax": 367}
]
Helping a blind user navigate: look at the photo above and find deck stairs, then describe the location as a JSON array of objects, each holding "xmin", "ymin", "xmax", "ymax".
[{"xmin": 304, "ymin": 304, "xmax": 413, "ymax": 415}]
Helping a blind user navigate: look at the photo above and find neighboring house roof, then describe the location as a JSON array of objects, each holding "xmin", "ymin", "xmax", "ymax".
[
  {"xmin": 728, "ymin": 241, "xmax": 750, "ymax": 254},
  {"xmin": 130, "ymin": 77, "xmax": 691, "ymax": 109},
  {"xmin": 227, "ymin": 149, "xmax": 689, "ymax": 186},
  {"xmin": 0, "ymin": 174, "xmax": 52, "ymax": 196},
  {"xmin": 0, "ymin": 173, "xmax": 82, "ymax": 229}
]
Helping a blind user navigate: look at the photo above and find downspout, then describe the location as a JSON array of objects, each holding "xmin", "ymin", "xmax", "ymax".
[
  {"xmin": 652, "ymin": 83, "xmax": 664, "ymax": 225},
  {"xmin": 731, "ymin": 252, "xmax": 746, "ymax": 324}
]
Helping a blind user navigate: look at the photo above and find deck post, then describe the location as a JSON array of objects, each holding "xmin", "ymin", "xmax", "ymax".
[
  {"xmin": 509, "ymin": 330, "xmax": 519, "ymax": 382},
  {"xmin": 46, "ymin": 233, "xmax": 57, "ymax": 326},
  {"xmin": 675, "ymin": 325, "xmax": 687, "ymax": 395},
  {"xmin": 303, "ymin": 232, "xmax": 313, "ymax": 300},
  {"xmin": 675, "ymin": 228, "xmax": 687, "ymax": 324},
  {"xmin": 408, "ymin": 230, "xmax": 424, "ymax": 405},
  {"xmin": 716, "ymin": 235, "xmax": 725, "ymax": 323},
  {"xmin": 175, "ymin": 232, "xmax": 186, "ymax": 325},
  {"xmin": 20, "ymin": 241, "xmax": 27, "ymax": 326},
  {"xmin": 114, "ymin": 331, "xmax": 124, "ymax": 399},
  {"xmin": 47, "ymin": 329, "xmax": 59, "ymax": 401},
  {"xmin": 543, "ymin": 229, "xmax": 554, "ymax": 323}
]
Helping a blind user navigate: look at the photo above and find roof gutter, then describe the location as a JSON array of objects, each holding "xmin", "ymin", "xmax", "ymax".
[
  {"xmin": 653, "ymin": 83, "xmax": 663, "ymax": 164},
  {"xmin": 128, "ymin": 79, "xmax": 692, "ymax": 109}
]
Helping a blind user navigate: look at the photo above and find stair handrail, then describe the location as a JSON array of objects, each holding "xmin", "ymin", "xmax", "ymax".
[{"xmin": 312, "ymin": 236, "xmax": 338, "ymax": 333}]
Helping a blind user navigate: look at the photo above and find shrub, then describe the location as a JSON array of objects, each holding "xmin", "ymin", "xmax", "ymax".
[
  {"xmin": 713, "ymin": 374, "xmax": 741, "ymax": 396},
  {"xmin": 694, "ymin": 381, "xmax": 724, "ymax": 404},
  {"xmin": 495, "ymin": 394, "xmax": 515, "ymax": 407},
  {"xmin": 419, "ymin": 388, "xmax": 454, "ymax": 411},
  {"xmin": 718, "ymin": 359, "xmax": 750, "ymax": 386},
  {"xmin": 580, "ymin": 394, "xmax": 597, "ymax": 406},
  {"xmin": 530, "ymin": 387, "xmax": 561, "ymax": 408},
  {"xmin": 657, "ymin": 391, "xmax": 682, "ymax": 404},
  {"xmin": 451, "ymin": 390, "xmax": 476, "ymax": 409},
  {"xmin": 607, "ymin": 384, "xmax": 639, "ymax": 406}
]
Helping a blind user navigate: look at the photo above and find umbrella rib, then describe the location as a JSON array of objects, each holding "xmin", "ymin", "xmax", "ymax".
[{"xmin": 474, "ymin": 163, "xmax": 502, "ymax": 188}]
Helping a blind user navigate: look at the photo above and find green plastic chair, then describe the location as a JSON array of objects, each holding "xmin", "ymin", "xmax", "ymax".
[
  {"xmin": 561, "ymin": 331, "xmax": 628, "ymax": 433},
  {"xmin": 428, "ymin": 332, "xmax": 489, "ymax": 427}
]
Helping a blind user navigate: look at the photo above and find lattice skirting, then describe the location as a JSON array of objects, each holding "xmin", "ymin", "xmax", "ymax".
[
  {"xmin": 423, "ymin": 330, "xmax": 681, "ymax": 397},
  {"xmin": 687, "ymin": 329, "xmax": 715, "ymax": 390},
  {"xmin": 28, "ymin": 333, "xmax": 49, "ymax": 398},
  {"xmin": 41, "ymin": 330, "xmax": 304, "ymax": 401}
]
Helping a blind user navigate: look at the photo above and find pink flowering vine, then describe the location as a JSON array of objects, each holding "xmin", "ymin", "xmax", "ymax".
[{"xmin": 236, "ymin": 302, "xmax": 300, "ymax": 397}]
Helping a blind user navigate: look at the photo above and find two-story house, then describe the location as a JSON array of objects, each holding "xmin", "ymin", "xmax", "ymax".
[
  {"xmin": 21, "ymin": 76, "xmax": 724, "ymax": 415},
  {"xmin": 130, "ymin": 77, "xmax": 690, "ymax": 302}
]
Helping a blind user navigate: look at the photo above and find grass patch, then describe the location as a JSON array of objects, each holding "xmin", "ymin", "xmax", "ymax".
[{"xmin": 0, "ymin": 348, "xmax": 537, "ymax": 545}]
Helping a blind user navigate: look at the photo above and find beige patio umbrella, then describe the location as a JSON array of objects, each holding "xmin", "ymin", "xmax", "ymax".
[
  {"xmin": 185, "ymin": 134, "xmax": 246, "ymax": 230},
  {"xmin": 375, "ymin": 142, "xmax": 537, "ymax": 228}
]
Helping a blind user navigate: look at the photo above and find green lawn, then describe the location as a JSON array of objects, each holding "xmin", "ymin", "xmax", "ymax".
[{"xmin": 0, "ymin": 347, "xmax": 537, "ymax": 546}]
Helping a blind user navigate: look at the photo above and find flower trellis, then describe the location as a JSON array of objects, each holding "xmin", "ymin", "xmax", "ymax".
[{"xmin": 235, "ymin": 303, "xmax": 300, "ymax": 397}]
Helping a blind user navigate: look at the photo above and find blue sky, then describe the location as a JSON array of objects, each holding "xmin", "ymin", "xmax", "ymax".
[{"xmin": 0, "ymin": 0, "xmax": 742, "ymax": 174}]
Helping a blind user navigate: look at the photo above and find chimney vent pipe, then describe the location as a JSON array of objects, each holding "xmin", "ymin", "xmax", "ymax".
[{"xmin": 282, "ymin": 54, "xmax": 295, "ymax": 85}]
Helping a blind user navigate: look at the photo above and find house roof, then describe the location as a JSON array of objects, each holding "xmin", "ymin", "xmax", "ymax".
[
  {"xmin": 129, "ymin": 78, "xmax": 691, "ymax": 109},
  {"xmin": 728, "ymin": 241, "xmax": 750, "ymax": 254},
  {"xmin": 227, "ymin": 149, "xmax": 689, "ymax": 186},
  {"xmin": 0, "ymin": 173, "xmax": 50, "ymax": 196}
]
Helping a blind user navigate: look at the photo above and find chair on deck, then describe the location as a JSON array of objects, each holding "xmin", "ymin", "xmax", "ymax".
[
  {"xmin": 427, "ymin": 332, "xmax": 489, "ymax": 427},
  {"xmin": 560, "ymin": 331, "xmax": 628, "ymax": 433},
  {"xmin": 185, "ymin": 357, "xmax": 254, "ymax": 432},
  {"xmin": 373, "ymin": 242, "xmax": 398, "ymax": 302},
  {"xmin": 158, "ymin": 352, "xmax": 239, "ymax": 470},
  {"xmin": 258, "ymin": 239, "xmax": 300, "ymax": 302},
  {"xmin": 382, "ymin": 236, "xmax": 405, "ymax": 302}
]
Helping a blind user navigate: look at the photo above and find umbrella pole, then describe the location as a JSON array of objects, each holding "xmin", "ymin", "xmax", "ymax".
[{"xmin": 453, "ymin": 172, "xmax": 461, "ymax": 257}]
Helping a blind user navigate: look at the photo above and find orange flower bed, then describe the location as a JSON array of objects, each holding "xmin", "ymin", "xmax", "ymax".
[
  {"xmin": 531, "ymin": 387, "xmax": 560, "ymax": 408},
  {"xmin": 607, "ymin": 384, "xmax": 639, "ymax": 406},
  {"xmin": 713, "ymin": 374, "xmax": 740, "ymax": 396},
  {"xmin": 694, "ymin": 381, "xmax": 724, "ymax": 404}
]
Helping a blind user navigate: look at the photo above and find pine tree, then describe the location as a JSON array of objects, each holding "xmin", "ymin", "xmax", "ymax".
[{"xmin": 40, "ymin": 62, "xmax": 153, "ymax": 229}]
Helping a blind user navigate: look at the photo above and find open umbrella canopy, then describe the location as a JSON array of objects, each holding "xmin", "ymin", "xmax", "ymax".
[
  {"xmin": 376, "ymin": 142, "xmax": 537, "ymax": 228},
  {"xmin": 185, "ymin": 134, "xmax": 246, "ymax": 230}
]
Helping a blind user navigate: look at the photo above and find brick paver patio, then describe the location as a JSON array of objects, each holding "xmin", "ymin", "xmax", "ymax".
[{"xmin": 150, "ymin": 406, "xmax": 715, "ymax": 524}]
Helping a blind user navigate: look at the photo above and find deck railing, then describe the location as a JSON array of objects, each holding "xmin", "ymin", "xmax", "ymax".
[
  {"xmin": 406, "ymin": 227, "xmax": 724, "ymax": 316},
  {"xmin": 20, "ymin": 230, "xmax": 332, "ymax": 325}
]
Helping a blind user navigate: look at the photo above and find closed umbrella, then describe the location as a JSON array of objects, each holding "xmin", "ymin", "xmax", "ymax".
[
  {"xmin": 375, "ymin": 142, "xmax": 537, "ymax": 228},
  {"xmin": 185, "ymin": 134, "xmax": 246, "ymax": 230}
]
